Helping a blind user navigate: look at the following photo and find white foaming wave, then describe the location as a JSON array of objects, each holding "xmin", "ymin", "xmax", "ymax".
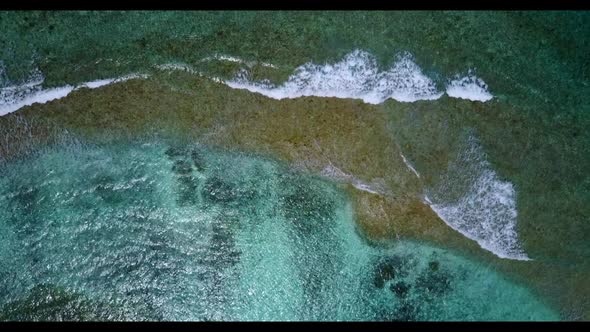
[
  {"xmin": 400, "ymin": 153, "xmax": 420, "ymax": 178},
  {"xmin": 200, "ymin": 54, "xmax": 278, "ymax": 69},
  {"xmin": 76, "ymin": 74, "xmax": 148, "ymax": 89},
  {"xmin": 446, "ymin": 72, "xmax": 493, "ymax": 102},
  {"xmin": 0, "ymin": 72, "xmax": 148, "ymax": 116},
  {"xmin": 155, "ymin": 63, "xmax": 225, "ymax": 84},
  {"xmin": 78, "ymin": 79, "xmax": 114, "ymax": 89},
  {"xmin": 320, "ymin": 164, "xmax": 384, "ymax": 195},
  {"xmin": 350, "ymin": 182, "xmax": 380, "ymax": 195},
  {"xmin": 155, "ymin": 52, "xmax": 494, "ymax": 104},
  {"xmin": 0, "ymin": 86, "xmax": 75, "ymax": 116},
  {"xmin": 1, "ymin": 51, "xmax": 494, "ymax": 116},
  {"xmin": 155, "ymin": 63, "xmax": 202, "ymax": 75},
  {"xmin": 425, "ymin": 135, "xmax": 530, "ymax": 261},
  {"xmin": 225, "ymin": 50, "xmax": 444, "ymax": 104}
]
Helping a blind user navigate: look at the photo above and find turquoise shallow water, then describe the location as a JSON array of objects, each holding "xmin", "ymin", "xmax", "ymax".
[{"xmin": 0, "ymin": 139, "xmax": 557, "ymax": 320}]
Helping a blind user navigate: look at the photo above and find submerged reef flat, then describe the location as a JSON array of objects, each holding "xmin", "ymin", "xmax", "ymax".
[{"xmin": 0, "ymin": 71, "xmax": 588, "ymax": 320}]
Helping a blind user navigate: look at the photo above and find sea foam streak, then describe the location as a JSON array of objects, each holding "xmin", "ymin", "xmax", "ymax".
[
  {"xmin": 2, "ymin": 51, "xmax": 493, "ymax": 115},
  {"xmin": 200, "ymin": 54, "xmax": 278, "ymax": 69},
  {"xmin": 224, "ymin": 50, "xmax": 494, "ymax": 104},
  {"xmin": 320, "ymin": 164, "xmax": 385, "ymax": 195},
  {"xmin": 400, "ymin": 153, "xmax": 421, "ymax": 178},
  {"xmin": 225, "ymin": 50, "xmax": 444, "ymax": 104},
  {"xmin": 425, "ymin": 135, "xmax": 530, "ymax": 260},
  {"xmin": 446, "ymin": 71, "xmax": 493, "ymax": 102},
  {"xmin": 0, "ymin": 71, "xmax": 147, "ymax": 116}
]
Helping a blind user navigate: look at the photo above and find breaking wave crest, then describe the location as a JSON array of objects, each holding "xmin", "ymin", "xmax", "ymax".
[
  {"xmin": 0, "ymin": 68, "xmax": 147, "ymax": 116},
  {"xmin": 424, "ymin": 135, "xmax": 529, "ymax": 261},
  {"xmin": 225, "ymin": 50, "xmax": 443, "ymax": 104},
  {"xmin": 224, "ymin": 50, "xmax": 493, "ymax": 104}
]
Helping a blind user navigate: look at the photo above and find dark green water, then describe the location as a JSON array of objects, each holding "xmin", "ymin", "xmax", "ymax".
[
  {"xmin": 0, "ymin": 11, "xmax": 589, "ymax": 320},
  {"xmin": 2, "ymin": 12, "xmax": 589, "ymax": 111}
]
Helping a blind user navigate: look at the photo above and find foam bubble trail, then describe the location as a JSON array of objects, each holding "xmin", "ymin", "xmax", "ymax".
[
  {"xmin": 77, "ymin": 74, "xmax": 148, "ymax": 89},
  {"xmin": 446, "ymin": 71, "xmax": 493, "ymax": 102},
  {"xmin": 320, "ymin": 164, "xmax": 384, "ymax": 195},
  {"xmin": 2, "ymin": 52, "xmax": 495, "ymax": 115},
  {"xmin": 425, "ymin": 135, "xmax": 530, "ymax": 261},
  {"xmin": 0, "ymin": 71, "xmax": 148, "ymax": 116},
  {"xmin": 155, "ymin": 63, "xmax": 202, "ymax": 75},
  {"xmin": 200, "ymin": 54, "xmax": 278, "ymax": 69},
  {"xmin": 155, "ymin": 63, "xmax": 227, "ymax": 84},
  {"xmin": 0, "ymin": 86, "xmax": 75, "ymax": 116},
  {"xmin": 400, "ymin": 153, "xmax": 421, "ymax": 178},
  {"xmin": 225, "ymin": 50, "xmax": 444, "ymax": 104}
]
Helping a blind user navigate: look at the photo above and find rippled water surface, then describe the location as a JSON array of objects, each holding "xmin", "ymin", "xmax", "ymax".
[
  {"xmin": 0, "ymin": 11, "xmax": 588, "ymax": 321},
  {"xmin": 0, "ymin": 141, "xmax": 557, "ymax": 320}
]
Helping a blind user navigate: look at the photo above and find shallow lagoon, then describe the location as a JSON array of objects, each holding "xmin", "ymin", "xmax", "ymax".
[{"xmin": 0, "ymin": 140, "xmax": 557, "ymax": 320}]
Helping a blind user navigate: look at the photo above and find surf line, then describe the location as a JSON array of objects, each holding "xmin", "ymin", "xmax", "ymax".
[
  {"xmin": 0, "ymin": 73, "xmax": 148, "ymax": 116},
  {"xmin": 400, "ymin": 153, "xmax": 421, "ymax": 179}
]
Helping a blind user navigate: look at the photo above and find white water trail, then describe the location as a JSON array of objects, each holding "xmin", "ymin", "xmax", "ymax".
[
  {"xmin": 225, "ymin": 50, "xmax": 444, "ymax": 104},
  {"xmin": 446, "ymin": 71, "xmax": 493, "ymax": 102},
  {"xmin": 0, "ymin": 71, "xmax": 148, "ymax": 116},
  {"xmin": 400, "ymin": 153, "xmax": 421, "ymax": 178},
  {"xmin": 223, "ymin": 50, "xmax": 494, "ymax": 104},
  {"xmin": 424, "ymin": 135, "xmax": 530, "ymax": 261},
  {"xmin": 2, "ymin": 50, "xmax": 494, "ymax": 116}
]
